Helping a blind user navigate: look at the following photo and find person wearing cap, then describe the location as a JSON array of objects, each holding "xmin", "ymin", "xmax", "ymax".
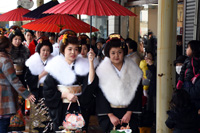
[
  {"xmin": 174, "ymin": 55, "xmax": 187, "ymax": 83},
  {"xmin": 89, "ymin": 34, "xmax": 143, "ymax": 132},
  {"xmin": 96, "ymin": 38, "xmax": 106, "ymax": 62},
  {"xmin": 0, "ymin": 36, "xmax": 35, "ymax": 133},
  {"xmin": 25, "ymin": 37, "xmax": 54, "ymax": 132},
  {"xmin": 9, "ymin": 29, "xmax": 30, "ymax": 87},
  {"xmin": 43, "ymin": 31, "xmax": 97, "ymax": 132},
  {"xmin": 126, "ymin": 38, "xmax": 141, "ymax": 66}
]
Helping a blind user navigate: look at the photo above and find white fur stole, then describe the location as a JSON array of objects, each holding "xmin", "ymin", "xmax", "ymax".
[
  {"xmin": 45, "ymin": 55, "xmax": 90, "ymax": 86},
  {"xmin": 96, "ymin": 57, "xmax": 142, "ymax": 106},
  {"xmin": 25, "ymin": 53, "xmax": 54, "ymax": 84}
]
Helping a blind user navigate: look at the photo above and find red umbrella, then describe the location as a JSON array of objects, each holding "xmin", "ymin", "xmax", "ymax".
[
  {"xmin": 43, "ymin": 0, "xmax": 136, "ymax": 45},
  {"xmin": 44, "ymin": 0, "xmax": 136, "ymax": 16},
  {"xmin": 22, "ymin": 14, "xmax": 99, "ymax": 33},
  {"xmin": 0, "ymin": 6, "xmax": 34, "ymax": 21}
]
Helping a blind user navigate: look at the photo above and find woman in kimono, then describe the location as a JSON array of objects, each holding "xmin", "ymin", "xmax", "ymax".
[
  {"xmin": 25, "ymin": 37, "xmax": 54, "ymax": 133},
  {"xmin": 9, "ymin": 29, "xmax": 30, "ymax": 87},
  {"xmin": 43, "ymin": 31, "xmax": 96, "ymax": 132},
  {"xmin": 92, "ymin": 34, "xmax": 143, "ymax": 133}
]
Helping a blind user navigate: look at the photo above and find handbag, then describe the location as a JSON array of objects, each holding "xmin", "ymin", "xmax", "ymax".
[
  {"xmin": 62, "ymin": 100, "xmax": 85, "ymax": 130},
  {"xmin": 110, "ymin": 123, "xmax": 132, "ymax": 133}
]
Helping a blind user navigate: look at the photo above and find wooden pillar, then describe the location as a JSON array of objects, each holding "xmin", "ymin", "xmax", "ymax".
[
  {"xmin": 37, "ymin": 0, "xmax": 44, "ymax": 7},
  {"xmin": 157, "ymin": 0, "xmax": 177, "ymax": 132},
  {"xmin": 129, "ymin": 7, "xmax": 140, "ymax": 43}
]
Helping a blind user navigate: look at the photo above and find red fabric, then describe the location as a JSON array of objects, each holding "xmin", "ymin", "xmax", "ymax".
[
  {"xmin": 176, "ymin": 80, "xmax": 183, "ymax": 89},
  {"xmin": 0, "ymin": 7, "xmax": 33, "ymax": 21},
  {"xmin": 44, "ymin": 0, "xmax": 137, "ymax": 16},
  {"xmin": 142, "ymin": 95, "xmax": 147, "ymax": 107},
  {"xmin": 191, "ymin": 74, "xmax": 200, "ymax": 84},
  {"xmin": 28, "ymin": 40, "xmax": 36, "ymax": 56},
  {"xmin": 22, "ymin": 14, "xmax": 98, "ymax": 33}
]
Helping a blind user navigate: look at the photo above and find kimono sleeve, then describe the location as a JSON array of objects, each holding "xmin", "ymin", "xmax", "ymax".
[
  {"xmin": 25, "ymin": 67, "xmax": 38, "ymax": 91},
  {"xmin": 43, "ymin": 74, "xmax": 62, "ymax": 108},
  {"xmin": 127, "ymin": 81, "xmax": 143, "ymax": 113},
  {"xmin": 96, "ymin": 86, "xmax": 112, "ymax": 115},
  {"xmin": 80, "ymin": 73, "xmax": 99, "ymax": 107}
]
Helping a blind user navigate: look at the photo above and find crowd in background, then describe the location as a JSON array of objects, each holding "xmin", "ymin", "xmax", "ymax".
[{"xmin": 0, "ymin": 25, "xmax": 199, "ymax": 133}]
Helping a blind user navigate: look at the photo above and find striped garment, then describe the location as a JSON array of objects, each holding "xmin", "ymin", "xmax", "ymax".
[{"xmin": 0, "ymin": 52, "xmax": 30, "ymax": 116}]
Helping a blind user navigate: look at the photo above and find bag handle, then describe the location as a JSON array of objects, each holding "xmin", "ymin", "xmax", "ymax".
[
  {"xmin": 113, "ymin": 123, "xmax": 130, "ymax": 131},
  {"xmin": 66, "ymin": 99, "xmax": 81, "ymax": 114}
]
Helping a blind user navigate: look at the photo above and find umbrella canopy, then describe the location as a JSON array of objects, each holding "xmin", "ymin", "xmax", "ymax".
[
  {"xmin": 22, "ymin": 14, "xmax": 99, "ymax": 33},
  {"xmin": 0, "ymin": 6, "xmax": 34, "ymax": 21},
  {"xmin": 23, "ymin": 0, "xmax": 59, "ymax": 19},
  {"xmin": 44, "ymin": 0, "xmax": 137, "ymax": 16}
]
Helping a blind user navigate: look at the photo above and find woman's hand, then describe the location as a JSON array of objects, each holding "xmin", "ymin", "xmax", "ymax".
[
  {"xmin": 146, "ymin": 58, "xmax": 153, "ymax": 65},
  {"xmin": 88, "ymin": 48, "xmax": 95, "ymax": 62},
  {"xmin": 108, "ymin": 113, "xmax": 120, "ymax": 127},
  {"xmin": 27, "ymin": 94, "xmax": 36, "ymax": 103},
  {"xmin": 39, "ymin": 70, "xmax": 48, "ymax": 81},
  {"xmin": 62, "ymin": 92, "xmax": 78, "ymax": 103},
  {"xmin": 88, "ymin": 48, "xmax": 95, "ymax": 83},
  {"xmin": 121, "ymin": 111, "xmax": 132, "ymax": 124}
]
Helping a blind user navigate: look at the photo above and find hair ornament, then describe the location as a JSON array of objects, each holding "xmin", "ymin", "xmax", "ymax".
[
  {"xmin": 62, "ymin": 33, "xmax": 68, "ymax": 44},
  {"xmin": 39, "ymin": 38, "xmax": 43, "ymax": 44},
  {"xmin": 0, "ymin": 28, "xmax": 3, "ymax": 35},
  {"xmin": 106, "ymin": 34, "xmax": 124, "ymax": 43},
  {"xmin": 11, "ymin": 30, "xmax": 15, "ymax": 35}
]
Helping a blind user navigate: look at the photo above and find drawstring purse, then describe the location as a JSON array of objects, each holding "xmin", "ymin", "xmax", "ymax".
[{"xmin": 62, "ymin": 100, "xmax": 85, "ymax": 130}]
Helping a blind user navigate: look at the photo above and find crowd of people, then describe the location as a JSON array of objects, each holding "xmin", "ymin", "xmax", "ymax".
[{"xmin": 0, "ymin": 25, "xmax": 199, "ymax": 133}]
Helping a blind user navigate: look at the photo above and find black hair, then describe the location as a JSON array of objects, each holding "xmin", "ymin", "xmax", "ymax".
[
  {"xmin": 146, "ymin": 51, "xmax": 155, "ymax": 61},
  {"xmin": 104, "ymin": 39, "xmax": 128, "ymax": 58},
  {"xmin": 170, "ymin": 89, "xmax": 191, "ymax": 110},
  {"xmin": 92, "ymin": 36, "xmax": 97, "ymax": 41},
  {"xmin": 60, "ymin": 36, "xmax": 79, "ymax": 54},
  {"xmin": 126, "ymin": 38, "xmax": 137, "ymax": 52},
  {"xmin": 36, "ymin": 38, "xmax": 53, "ymax": 54},
  {"xmin": 79, "ymin": 44, "xmax": 90, "ymax": 53},
  {"xmin": 24, "ymin": 29, "xmax": 34, "ymax": 36},
  {"xmin": 187, "ymin": 40, "xmax": 200, "ymax": 58},
  {"xmin": 9, "ymin": 29, "xmax": 25, "ymax": 42}
]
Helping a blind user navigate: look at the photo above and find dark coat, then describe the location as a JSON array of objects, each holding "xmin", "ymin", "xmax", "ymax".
[
  {"xmin": 179, "ymin": 57, "xmax": 200, "ymax": 82},
  {"xmin": 165, "ymin": 105, "xmax": 198, "ymax": 133},
  {"xmin": 146, "ymin": 64, "xmax": 156, "ymax": 113}
]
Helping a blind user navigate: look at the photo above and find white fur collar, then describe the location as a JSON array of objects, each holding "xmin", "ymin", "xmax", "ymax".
[
  {"xmin": 96, "ymin": 57, "xmax": 142, "ymax": 106},
  {"xmin": 25, "ymin": 53, "xmax": 54, "ymax": 83},
  {"xmin": 45, "ymin": 55, "xmax": 90, "ymax": 86}
]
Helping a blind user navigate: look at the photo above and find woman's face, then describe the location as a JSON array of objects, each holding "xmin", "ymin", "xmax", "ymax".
[
  {"xmin": 81, "ymin": 45, "xmax": 88, "ymax": 58},
  {"xmin": 109, "ymin": 47, "xmax": 124, "ymax": 66},
  {"xmin": 25, "ymin": 32, "xmax": 33, "ymax": 42},
  {"xmin": 40, "ymin": 45, "xmax": 51, "ymax": 61},
  {"xmin": 145, "ymin": 53, "xmax": 153, "ymax": 61},
  {"xmin": 64, "ymin": 43, "xmax": 79, "ymax": 64},
  {"xmin": 186, "ymin": 45, "xmax": 192, "ymax": 57},
  {"xmin": 12, "ymin": 35, "xmax": 22, "ymax": 47},
  {"xmin": 97, "ymin": 42, "xmax": 103, "ymax": 50}
]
